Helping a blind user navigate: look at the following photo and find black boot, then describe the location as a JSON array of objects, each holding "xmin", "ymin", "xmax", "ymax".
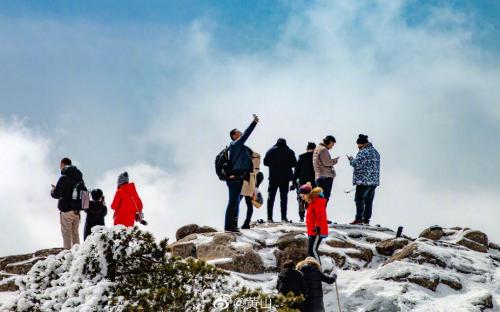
[{"xmin": 241, "ymin": 220, "xmax": 250, "ymax": 229}]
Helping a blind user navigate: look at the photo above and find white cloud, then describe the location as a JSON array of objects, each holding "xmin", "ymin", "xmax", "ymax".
[
  {"xmin": 1, "ymin": 0, "xmax": 500, "ymax": 256},
  {"xmin": 0, "ymin": 118, "xmax": 60, "ymax": 255}
]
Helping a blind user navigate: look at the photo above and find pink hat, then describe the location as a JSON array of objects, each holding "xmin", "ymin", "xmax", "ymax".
[{"xmin": 299, "ymin": 183, "xmax": 312, "ymax": 194}]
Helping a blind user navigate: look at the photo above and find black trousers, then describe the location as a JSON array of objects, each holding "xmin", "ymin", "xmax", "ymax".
[
  {"xmin": 308, "ymin": 235, "xmax": 324, "ymax": 265},
  {"xmin": 316, "ymin": 177, "xmax": 333, "ymax": 200},
  {"xmin": 267, "ymin": 182, "xmax": 289, "ymax": 220},
  {"xmin": 355, "ymin": 185, "xmax": 377, "ymax": 222}
]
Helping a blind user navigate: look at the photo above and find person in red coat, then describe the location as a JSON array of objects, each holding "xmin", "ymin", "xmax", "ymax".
[
  {"xmin": 111, "ymin": 172, "xmax": 143, "ymax": 227},
  {"xmin": 299, "ymin": 183, "xmax": 329, "ymax": 265}
]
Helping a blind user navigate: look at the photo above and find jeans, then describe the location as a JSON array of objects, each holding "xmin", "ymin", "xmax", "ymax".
[
  {"xmin": 267, "ymin": 182, "xmax": 289, "ymax": 220},
  {"xmin": 225, "ymin": 179, "xmax": 243, "ymax": 230},
  {"xmin": 242, "ymin": 196, "xmax": 253, "ymax": 225},
  {"xmin": 316, "ymin": 177, "xmax": 333, "ymax": 201},
  {"xmin": 355, "ymin": 185, "xmax": 377, "ymax": 222}
]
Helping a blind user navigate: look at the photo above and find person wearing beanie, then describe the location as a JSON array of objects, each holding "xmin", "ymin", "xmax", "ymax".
[
  {"xmin": 264, "ymin": 138, "xmax": 297, "ymax": 223},
  {"xmin": 292, "ymin": 142, "xmax": 317, "ymax": 222},
  {"xmin": 83, "ymin": 189, "xmax": 107, "ymax": 240},
  {"xmin": 347, "ymin": 134, "xmax": 380, "ymax": 225},
  {"xmin": 111, "ymin": 172, "xmax": 143, "ymax": 227},
  {"xmin": 299, "ymin": 183, "xmax": 329, "ymax": 266}
]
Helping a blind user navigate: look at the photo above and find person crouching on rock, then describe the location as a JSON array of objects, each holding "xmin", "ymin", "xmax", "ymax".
[
  {"xmin": 297, "ymin": 257, "xmax": 337, "ymax": 312},
  {"xmin": 299, "ymin": 183, "xmax": 328, "ymax": 265},
  {"xmin": 83, "ymin": 189, "xmax": 107, "ymax": 240},
  {"xmin": 111, "ymin": 172, "xmax": 143, "ymax": 227}
]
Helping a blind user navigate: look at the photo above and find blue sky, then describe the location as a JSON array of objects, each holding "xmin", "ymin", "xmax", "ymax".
[{"xmin": 0, "ymin": 0, "xmax": 499, "ymax": 254}]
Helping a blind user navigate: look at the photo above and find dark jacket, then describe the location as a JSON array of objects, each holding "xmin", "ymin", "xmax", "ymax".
[
  {"xmin": 277, "ymin": 268, "xmax": 307, "ymax": 297},
  {"xmin": 51, "ymin": 166, "xmax": 85, "ymax": 212},
  {"xmin": 264, "ymin": 141, "xmax": 297, "ymax": 185},
  {"xmin": 298, "ymin": 261, "xmax": 336, "ymax": 312},
  {"xmin": 293, "ymin": 151, "xmax": 315, "ymax": 186},
  {"xmin": 229, "ymin": 121, "xmax": 257, "ymax": 174},
  {"xmin": 83, "ymin": 201, "xmax": 107, "ymax": 240}
]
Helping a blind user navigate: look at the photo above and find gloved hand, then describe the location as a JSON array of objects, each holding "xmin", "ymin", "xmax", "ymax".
[
  {"xmin": 290, "ymin": 184, "xmax": 297, "ymax": 191},
  {"xmin": 314, "ymin": 226, "xmax": 321, "ymax": 234},
  {"xmin": 331, "ymin": 273, "xmax": 338, "ymax": 282}
]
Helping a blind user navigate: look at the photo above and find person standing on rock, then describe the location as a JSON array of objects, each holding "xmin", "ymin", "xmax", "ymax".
[
  {"xmin": 297, "ymin": 257, "xmax": 337, "ymax": 312},
  {"xmin": 292, "ymin": 142, "xmax": 317, "ymax": 222},
  {"xmin": 299, "ymin": 183, "xmax": 328, "ymax": 265},
  {"xmin": 225, "ymin": 114, "xmax": 259, "ymax": 232},
  {"xmin": 264, "ymin": 138, "xmax": 297, "ymax": 223},
  {"xmin": 313, "ymin": 135, "xmax": 338, "ymax": 204},
  {"xmin": 111, "ymin": 172, "xmax": 143, "ymax": 227},
  {"xmin": 347, "ymin": 134, "xmax": 380, "ymax": 225},
  {"xmin": 240, "ymin": 151, "xmax": 263, "ymax": 229},
  {"xmin": 83, "ymin": 189, "xmax": 107, "ymax": 240},
  {"xmin": 51, "ymin": 157, "xmax": 86, "ymax": 249},
  {"xmin": 277, "ymin": 259, "xmax": 307, "ymax": 310}
]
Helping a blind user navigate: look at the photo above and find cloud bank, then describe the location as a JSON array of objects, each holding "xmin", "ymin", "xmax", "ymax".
[{"xmin": 1, "ymin": 1, "xmax": 499, "ymax": 255}]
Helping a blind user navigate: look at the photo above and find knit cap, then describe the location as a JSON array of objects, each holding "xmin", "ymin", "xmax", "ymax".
[
  {"xmin": 117, "ymin": 172, "xmax": 129, "ymax": 187},
  {"xmin": 299, "ymin": 182, "xmax": 313, "ymax": 194}
]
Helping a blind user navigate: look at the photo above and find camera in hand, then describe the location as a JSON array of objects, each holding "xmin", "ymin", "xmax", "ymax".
[{"xmin": 135, "ymin": 212, "xmax": 148, "ymax": 226}]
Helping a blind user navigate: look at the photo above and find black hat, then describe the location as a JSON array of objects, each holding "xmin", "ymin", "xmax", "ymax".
[
  {"xmin": 357, "ymin": 134, "xmax": 369, "ymax": 144},
  {"xmin": 307, "ymin": 142, "xmax": 316, "ymax": 150},
  {"xmin": 323, "ymin": 135, "xmax": 336, "ymax": 144}
]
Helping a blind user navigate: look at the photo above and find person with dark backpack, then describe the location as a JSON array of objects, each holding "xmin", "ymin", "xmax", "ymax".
[
  {"xmin": 291, "ymin": 142, "xmax": 317, "ymax": 222},
  {"xmin": 221, "ymin": 114, "xmax": 259, "ymax": 232},
  {"xmin": 83, "ymin": 189, "xmax": 107, "ymax": 240},
  {"xmin": 51, "ymin": 157, "xmax": 86, "ymax": 249}
]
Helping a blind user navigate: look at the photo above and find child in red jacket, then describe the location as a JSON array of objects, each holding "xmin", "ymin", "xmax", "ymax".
[{"xmin": 299, "ymin": 183, "xmax": 329, "ymax": 266}]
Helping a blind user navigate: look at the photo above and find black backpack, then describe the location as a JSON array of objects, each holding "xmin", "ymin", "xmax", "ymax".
[
  {"xmin": 70, "ymin": 181, "xmax": 89, "ymax": 211},
  {"xmin": 215, "ymin": 147, "xmax": 232, "ymax": 181}
]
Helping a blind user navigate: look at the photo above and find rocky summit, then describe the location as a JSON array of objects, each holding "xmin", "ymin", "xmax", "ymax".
[{"xmin": 1, "ymin": 223, "xmax": 499, "ymax": 311}]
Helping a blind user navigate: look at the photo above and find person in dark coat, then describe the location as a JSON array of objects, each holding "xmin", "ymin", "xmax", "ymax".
[
  {"xmin": 225, "ymin": 115, "xmax": 259, "ymax": 232},
  {"xmin": 264, "ymin": 138, "xmax": 297, "ymax": 223},
  {"xmin": 51, "ymin": 157, "xmax": 86, "ymax": 249},
  {"xmin": 297, "ymin": 257, "xmax": 337, "ymax": 312},
  {"xmin": 277, "ymin": 260, "xmax": 307, "ymax": 310},
  {"xmin": 83, "ymin": 189, "xmax": 107, "ymax": 240},
  {"xmin": 291, "ymin": 142, "xmax": 316, "ymax": 222}
]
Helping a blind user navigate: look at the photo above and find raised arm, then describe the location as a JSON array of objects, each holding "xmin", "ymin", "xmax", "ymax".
[{"xmin": 233, "ymin": 119, "xmax": 258, "ymax": 148}]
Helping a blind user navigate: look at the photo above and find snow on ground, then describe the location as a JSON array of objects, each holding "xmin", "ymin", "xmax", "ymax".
[{"xmin": 0, "ymin": 292, "xmax": 17, "ymax": 306}]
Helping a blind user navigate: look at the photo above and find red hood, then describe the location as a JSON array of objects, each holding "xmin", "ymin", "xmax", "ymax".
[{"xmin": 119, "ymin": 182, "xmax": 137, "ymax": 193}]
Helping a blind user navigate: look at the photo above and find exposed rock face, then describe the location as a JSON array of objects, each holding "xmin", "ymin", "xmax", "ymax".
[
  {"xmin": 175, "ymin": 224, "xmax": 217, "ymax": 241},
  {"xmin": 376, "ymin": 238, "xmax": 410, "ymax": 256},
  {"xmin": 170, "ymin": 242, "xmax": 196, "ymax": 258},
  {"xmin": 419, "ymin": 226, "xmax": 444, "ymax": 241},
  {"xmin": 463, "ymin": 230, "xmax": 488, "ymax": 246}
]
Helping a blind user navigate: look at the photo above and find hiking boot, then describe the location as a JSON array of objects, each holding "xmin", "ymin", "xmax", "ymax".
[
  {"xmin": 225, "ymin": 228, "xmax": 240, "ymax": 233},
  {"xmin": 327, "ymin": 220, "xmax": 333, "ymax": 224},
  {"xmin": 299, "ymin": 217, "xmax": 304, "ymax": 223},
  {"xmin": 241, "ymin": 221, "xmax": 251, "ymax": 229},
  {"xmin": 350, "ymin": 219, "xmax": 363, "ymax": 225},
  {"xmin": 363, "ymin": 220, "xmax": 370, "ymax": 225},
  {"xmin": 281, "ymin": 218, "xmax": 289, "ymax": 223},
  {"xmin": 267, "ymin": 219, "xmax": 275, "ymax": 223}
]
